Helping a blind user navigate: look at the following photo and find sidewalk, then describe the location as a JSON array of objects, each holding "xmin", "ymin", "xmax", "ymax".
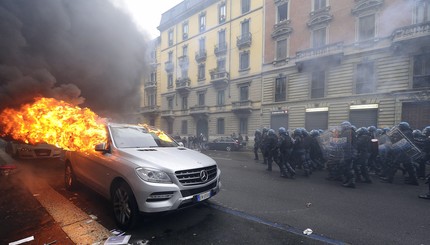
[{"xmin": 0, "ymin": 140, "xmax": 109, "ymax": 245}]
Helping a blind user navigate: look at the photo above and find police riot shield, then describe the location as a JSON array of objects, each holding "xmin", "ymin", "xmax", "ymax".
[
  {"xmin": 317, "ymin": 126, "xmax": 351, "ymax": 162},
  {"xmin": 386, "ymin": 126, "xmax": 422, "ymax": 160}
]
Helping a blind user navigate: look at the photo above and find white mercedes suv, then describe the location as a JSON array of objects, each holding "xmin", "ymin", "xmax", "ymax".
[{"xmin": 64, "ymin": 123, "xmax": 221, "ymax": 229}]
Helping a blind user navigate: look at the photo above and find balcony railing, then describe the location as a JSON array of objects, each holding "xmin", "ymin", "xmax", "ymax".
[
  {"xmin": 178, "ymin": 55, "xmax": 189, "ymax": 68},
  {"xmin": 161, "ymin": 110, "xmax": 175, "ymax": 118},
  {"xmin": 195, "ymin": 49, "xmax": 207, "ymax": 62},
  {"xmin": 295, "ymin": 42, "xmax": 344, "ymax": 61},
  {"xmin": 164, "ymin": 61, "xmax": 174, "ymax": 73},
  {"xmin": 272, "ymin": 20, "xmax": 293, "ymax": 38},
  {"xmin": 140, "ymin": 105, "xmax": 160, "ymax": 114},
  {"xmin": 392, "ymin": 21, "xmax": 430, "ymax": 43},
  {"xmin": 231, "ymin": 100, "xmax": 252, "ymax": 113},
  {"xmin": 144, "ymin": 81, "xmax": 157, "ymax": 90},
  {"xmin": 176, "ymin": 77, "xmax": 191, "ymax": 93},
  {"xmin": 236, "ymin": 32, "xmax": 252, "ymax": 49},
  {"xmin": 209, "ymin": 69, "xmax": 230, "ymax": 88},
  {"xmin": 189, "ymin": 105, "xmax": 209, "ymax": 116},
  {"xmin": 214, "ymin": 42, "xmax": 228, "ymax": 56}
]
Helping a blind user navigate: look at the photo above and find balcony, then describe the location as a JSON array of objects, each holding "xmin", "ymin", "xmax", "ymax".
[
  {"xmin": 195, "ymin": 49, "xmax": 207, "ymax": 63},
  {"xmin": 176, "ymin": 77, "xmax": 191, "ymax": 94},
  {"xmin": 272, "ymin": 20, "xmax": 293, "ymax": 39},
  {"xmin": 144, "ymin": 81, "xmax": 157, "ymax": 91},
  {"xmin": 295, "ymin": 42, "xmax": 344, "ymax": 72},
  {"xmin": 189, "ymin": 105, "xmax": 209, "ymax": 117},
  {"xmin": 214, "ymin": 42, "xmax": 228, "ymax": 56},
  {"xmin": 178, "ymin": 55, "xmax": 189, "ymax": 69},
  {"xmin": 391, "ymin": 22, "xmax": 430, "ymax": 52},
  {"xmin": 231, "ymin": 100, "xmax": 252, "ymax": 114},
  {"xmin": 164, "ymin": 61, "xmax": 174, "ymax": 73},
  {"xmin": 209, "ymin": 69, "xmax": 230, "ymax": 88},
  {"xmin": 236, "ymin": 32, "xmax": 252, "ymax": 49},
  {"xmin": 161, "ymin": 110, "xmax": 175, "ymax": 120},
  {"xmin": 140, "ymin": 105, "xmax": 160, "ymax": 115}
]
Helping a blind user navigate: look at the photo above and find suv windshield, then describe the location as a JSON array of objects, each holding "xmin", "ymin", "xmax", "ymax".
[{"xmin": 110, "ymin": 126, "xmax": 178, "ymax": 148}]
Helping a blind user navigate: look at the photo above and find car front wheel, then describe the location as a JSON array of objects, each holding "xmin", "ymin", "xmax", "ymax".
[
  {"xmin": 226, "ymin": 146, "xmax": 231, "ymax": 151},
  {"xmin": 112, "ymin": 182, "xmax": 139, "ymax": 230},
  {"xmin": 64, "ymin": 163, "xmax": 77, "ymax": 191}
]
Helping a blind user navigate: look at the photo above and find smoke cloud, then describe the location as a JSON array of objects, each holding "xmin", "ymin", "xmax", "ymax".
[{"xmin": 0, "ymin": 0, "xmax": 149, "ymax": 119}]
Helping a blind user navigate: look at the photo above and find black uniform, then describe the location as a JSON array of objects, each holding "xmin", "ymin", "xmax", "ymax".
[
  {"xmin": 354, "ymin": 128, "xmax": 372, "ymax": 183},
  {"xmin": 340, "ymin": 122, "xmax": 356, "ymax": 188},
  {"xmin": 278, "ymin": 130, "xmax": 296, "ymax": 178},
  {"xmin": 254, "ymin": 130, "xmax": 262, "ymax": 160},
  {"xmin": 266, "ymin": 129, "xmax": 279, "ymax": 171}
]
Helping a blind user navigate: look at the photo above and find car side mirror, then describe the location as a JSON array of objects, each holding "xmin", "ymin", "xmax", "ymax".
[{"xmin": 95, "ymin": 143, "xmax": 108, "ymax": 152}]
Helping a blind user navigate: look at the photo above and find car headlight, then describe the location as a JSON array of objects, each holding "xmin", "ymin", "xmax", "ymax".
[{"xmin": 135, "ymin": 167, "xmax": 172, "ymax": 183}]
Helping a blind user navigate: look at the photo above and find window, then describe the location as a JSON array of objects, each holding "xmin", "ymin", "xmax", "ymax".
[
  {"xmin": 312, "ymin": 27, "xmax": 326, "ymax": 48},
  {"xmin": 167, "ymin": 74, "xmax": 173, "ymax": 88},
  {"xmin": 276, "ymin": 39, "xmax": 287, "ymax": 60},
  {"xmin": 239, "ymin": 51, "xmax": 250, "ymax": 70},
  {"xmin": 168, "ymin": 51, "xmax": 173, "ymax": 62},
  {"xmin": 217, "ymin": 90, "xmax": 225, "ymax": 105},
  {"xmin": 277, "ymin": 2, "xmax": 288, "ymax": 23},
  {"xmin": 167, "ymin": 97, "xmax": 174, "ymax": 110},
  {"xmin": 239, "ymin": 118, "xmax": 248, "ymax": 135},
  {"xmin": 240, "ymin": 85, "xmax": 249, "ymax": 101},
  {"xmin": 182, "ymin": 45, "xmax": 188, "ymax": 56},
  {"xmin": 182, "ymin": 96, "xmax": 188, "ymax": 110},
  {"xmin": 199, "ymin": 13, "xmax": 206, "ymax": 32},
  {"xmin": 217, "ymin": 58, "xmax": 226, "ymax": 71},
  {"xmin": 241, "ymin": 0, "xmax": 250, "ymax": 14},
  {"xmin": 181, "ymin": 120, "xmax": 188, "ymax": 134},
  {"xmin": 182, "ymin": 22, "xmax": 189, "ymax": 40},
  {"xmin": 219, "ymin": 2, "xmax": 226, "ymax": 23},
  {"xmin": 181, "ymin": 68, "xmax": 188, "ymax": 79},
  {"xmin": 313, "ymin": 0, "xmax": 326, "ymax": 11},
  {"xmin": 275, "ymin": 76, "xmax": 287, "ymax": 102},
  {"xmin": 199, "ymin": 38, "xmax": 206, "ymax": 52},
  {"xmin": 168, "ymin": 29, "xmax": 174, "ymax": 46},
  {"xmin": 148, "ymin": 92, "xmax": 156, "ymax": 106},
  {"xmin": 415, "ymin": 1, "xmax": 430, "ymax": 23},
  {"xmin": 413, "ymin": 54, "xmax": 430, "ymax": 88},
  {"xmin": 218, "ymin": 29, "xmax": 226, "ymax": 50},
  {"xmin": 241, "ymin": 19, "xmax": 250, "ymax": 36},
  {"xmin": 198, "ymin": 93, "xmax": 205, "ymax": 106},
  {"xmin": 198, "ymin": 63, "xmax": 205, "ymax": 80},
  {"xmin": 311, "ymin": 70, "xmax": 325, "ymax": 98},
  {"xmin": 150, "ymin": 71, "xmax": 156, "ymax": 82},
  {"xmin": 358, "ymin": 14, "xmax": 375, "ymax": 41},
  {"xmin": 217, "ymin": 118, "xmax": 225, "ymax": 134},
  {"xmin": 356, "ymin": 62, "xmax": 375, "ymax": 94}
]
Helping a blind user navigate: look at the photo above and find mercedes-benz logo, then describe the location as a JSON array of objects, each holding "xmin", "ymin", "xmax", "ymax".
[{"xmin": 200, "ymin": 170, "xmax": 208, "ymax": 182}]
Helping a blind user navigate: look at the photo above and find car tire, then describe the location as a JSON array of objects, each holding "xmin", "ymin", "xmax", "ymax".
[
  {"xmin": 112, "ymin": 181, "xmax": 139, "ymax": 230},
  {"xmin": 65, "ymin": 162, "xmax": 77, "ymax": 191},
  {"xmin": 226, "ymin": 146, "xmax": 231, "ymax": 151}
]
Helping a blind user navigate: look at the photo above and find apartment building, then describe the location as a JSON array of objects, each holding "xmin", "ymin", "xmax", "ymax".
[
  {"xmin": 140, "ymin": 0, "xmax": 430, "ymax": 139},
  {"xmin": 143, "ymin": 0, "xmax": 265, "ymax": 139},
  {"xmin": 263, "ymin": 0, "xmax": 430, "ymax": 131}
]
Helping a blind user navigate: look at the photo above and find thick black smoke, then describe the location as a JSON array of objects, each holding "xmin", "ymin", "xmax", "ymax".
[{"xmin": 0, "ymin": 0, "xmax": 149, "ymax": 119}]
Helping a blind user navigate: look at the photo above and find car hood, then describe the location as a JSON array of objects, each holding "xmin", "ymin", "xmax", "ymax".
[{"xmin": 116, "ymin": 147, "xmax": 216, "ymax": 172}]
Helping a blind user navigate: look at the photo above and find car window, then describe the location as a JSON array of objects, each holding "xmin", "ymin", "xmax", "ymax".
[{"xmin": 111, "ymin": 126, "xmax": 178, "ymax": 148}]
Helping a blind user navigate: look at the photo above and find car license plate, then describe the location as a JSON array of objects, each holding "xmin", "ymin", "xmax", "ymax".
[{"xmin": 196, "ymin": 191, "xmax": 211, "ymax": 202}]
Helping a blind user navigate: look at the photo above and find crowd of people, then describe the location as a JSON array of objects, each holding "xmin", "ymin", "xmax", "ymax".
[{"xmin": 252, "ymin": 121, "xmax": 430, "ymax": 199}]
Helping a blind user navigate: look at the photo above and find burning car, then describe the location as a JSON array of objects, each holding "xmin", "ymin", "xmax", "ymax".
[
  {"xmin": 64, "ymin": 123, "xmax": 221, "ymax": 230},
  {"xmin": 5, "ymin": 140, "xmax": 63, "ymax": 159}
]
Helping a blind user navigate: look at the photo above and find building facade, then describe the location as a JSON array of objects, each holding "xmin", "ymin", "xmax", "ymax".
[{"xmin": 140, "ymin": 0, "xmax": 430, "ymax": 139}]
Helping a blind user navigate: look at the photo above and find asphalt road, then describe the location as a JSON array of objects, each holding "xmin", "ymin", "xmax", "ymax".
[{"xmin": 2, "ymin": 148, "xmax": 429, "ymax": 244}]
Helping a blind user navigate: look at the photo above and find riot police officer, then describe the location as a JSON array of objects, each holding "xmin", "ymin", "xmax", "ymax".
[
  {"xmin": 260, "ymin": 127, "xmax": 269, "ymax": 165},
  {"xmin": 340, "ymin": 121, "xmax": 356, "ymax": 188},
  {"xmin": 254, "ymin": 129, "xmax": 262, "ymax": 160},
  {"xmin": 309, "ymin": 129, "xmax": 325, "ymax": 171},
  {"xmin": 278, "ymin": 127, "xmax": 295, "ymax": 178},
  {"xmin": 418, "ymin": 126, "xmax": 430, "ymax": 199},
  {"xmin": 355, "ymin": 127, "xmax": 372, "ymax": 183},
  {"xmin": 266, "ymin": 129, "xmax": 279, "ymax": 172}
]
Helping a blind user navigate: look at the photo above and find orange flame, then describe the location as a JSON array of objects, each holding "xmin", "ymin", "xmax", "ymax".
[
  {"xmin": 0, "ymin": 97, "xmax": 107, "ymax": 152},
  {"xmin": 139, "ymin": 124, "xmax": 173, "ymax": 143}
]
